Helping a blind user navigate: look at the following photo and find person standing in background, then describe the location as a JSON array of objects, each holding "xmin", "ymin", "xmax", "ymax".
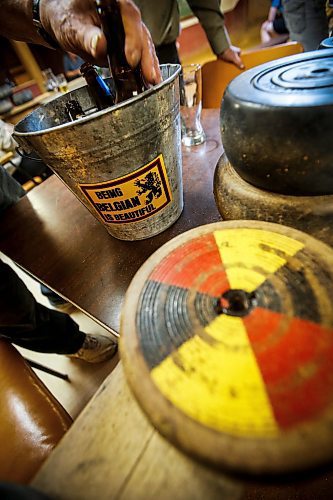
[
  {"xmin": 327, "ymin": 0, "xmax": 333, "ymax": 35},
  {"xmin": 134, "ymin": 0, "xmax": 244, "ymax": 69},
  {"xmin": 282, "ymin": 0, "xmax": 328, "ymax": 51},
  {"xmin": 63, "ymin": 52, "xmax": 85, "ymax": 80},
  {"xmin": 260, "ymin": 0, "xmax": 289, "ymax": 46}
]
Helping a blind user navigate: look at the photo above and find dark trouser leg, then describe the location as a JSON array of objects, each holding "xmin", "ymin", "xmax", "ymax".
[
  {"xmin": 156, "ymin": 42, "xmax": 181, "ymax": 65},
  {"xmin": 0, "ymin": 260, "xmax": 85, "ymax": 354},
  {"xmin": 155, "ymin": 42, "xmax": 185, "ymax": 104},
  {"xmin": 12, "ymin": 156, "xmax": 53, "ymax": 185},
  {"xmin": 0, "ymin": 482, "xmax": 51, "ymax": 499},
  {"xmin": 282, "ymin": 0, "xmax": 328, "ymax": 51},
  {"xmin": 303, "ymin": 0, "xmax": 329, "ymax": 50}
]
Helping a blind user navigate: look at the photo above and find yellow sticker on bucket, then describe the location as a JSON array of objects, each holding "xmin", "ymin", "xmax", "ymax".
[{"xmin": 79, "ymin": 154, "xmax": 172, "ymax": 224}]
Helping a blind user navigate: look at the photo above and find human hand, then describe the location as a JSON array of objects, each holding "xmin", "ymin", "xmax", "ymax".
[
  {"xmin": 218, "ymin": 46, "xmax": 244, "ymax": 70},
  {"xmin": 260, "ymin": 20, "xmax": 275, "ymax": 44},
  {"xmin": 40, "ymin": 0, "xmax": 161, "ymax": 85},
  {"xmin": 263, "ymin": 20, "xmax": 274, "ymax": 34}
]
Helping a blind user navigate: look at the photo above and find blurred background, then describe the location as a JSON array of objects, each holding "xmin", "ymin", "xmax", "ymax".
[{"xmin": 0, "ymin": 0, "xmax": 269, "ymax": 123}]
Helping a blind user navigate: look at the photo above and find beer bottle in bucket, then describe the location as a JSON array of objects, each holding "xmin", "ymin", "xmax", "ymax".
[
  {"xmin": 95, "ymin": 0, "xmax": 148, "ymax": 102},
  {"xmin": 80, "ymin": 62, "xmax": 115, "ymax": 110}
]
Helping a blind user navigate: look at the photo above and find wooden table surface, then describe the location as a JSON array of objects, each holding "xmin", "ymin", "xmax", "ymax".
[
  {"xmin": 32, "ymin": 362, "xmax": 243, "ymax": 500},
  {"xmin": 0, "ymin": 109, "xmax": 223, "ymax": 337},
  {"xmin": 32, "ymin": 362, "xmax": 333, "ymax": 500}
]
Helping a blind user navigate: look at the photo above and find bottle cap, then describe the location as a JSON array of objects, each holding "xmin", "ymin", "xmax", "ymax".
[{"xmin": 80, "ymin": 62, "xmax": 96, "ymax": 76}]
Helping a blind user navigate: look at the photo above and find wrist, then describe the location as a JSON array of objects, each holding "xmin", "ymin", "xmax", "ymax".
[{"xmin": 32, "ymin": 0, "xmax": 60, "ymax": 49}]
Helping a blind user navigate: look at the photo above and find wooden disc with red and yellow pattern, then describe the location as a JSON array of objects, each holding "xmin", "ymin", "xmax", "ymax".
[{"xmin": 120, "ymin": 221, "xmax": 333, "ymax": 475}]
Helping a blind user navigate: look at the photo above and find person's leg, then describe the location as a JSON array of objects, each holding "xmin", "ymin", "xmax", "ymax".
[
  {"xmin": 12, "ymin": 156, "xmax": 52, "ymax": 185},
  {"xmin": 155, "ymin": 42, "xmax": 181, "ymax": 65},
  {"xmin": 0, "ymin": 260, "xmax": 117, "ymax": 362},
  {"xmin": 0, "ymin": 260, "xmax": 85, "ymax": 354},
  {"xmin": 0, "ymin": 165, "xmax": 25, "ymax": 210},
  {"xmin": 303, "ymin": 0, "xmax": 329, "ymax": 49},
  {"xmin": 282, "ymin": 0, "xmax": 328, "ymax": 51},
  {"xmin": 0, "ymin": 482, "xmax": 50, "ymax": 500},
  {"xmin": 273, "ymin": 16, "xmax": 289, "ymax": 35}
]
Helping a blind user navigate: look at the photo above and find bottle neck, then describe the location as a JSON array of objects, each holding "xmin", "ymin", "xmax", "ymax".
[
  {"xmin": 81, "ymin": 64, "xmax": 115, "ymax": 110},
  {"xmin": 102, "ymin": 1, "xmax": 128, "ymax": 70},
  {"xmin": 96, "ymin": 0, "xmax": 147, "ymax": 101}
]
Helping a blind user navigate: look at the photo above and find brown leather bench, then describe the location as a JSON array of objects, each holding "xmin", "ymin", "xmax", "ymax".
[{"xmin": 0, "ymin": 340, "xmax": 72, "ymax": 484}]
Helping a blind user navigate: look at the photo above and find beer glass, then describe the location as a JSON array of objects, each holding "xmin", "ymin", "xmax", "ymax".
[
  {"xmin": 180, "ymin": 64, "xmax": 206, "ymax": 147},
  {"xmin": 42, "ymin": 68, "xmax": 58, "ymax": 92},
  {"xmin": 55, "ymin": 74, "xmax": 68, "ymax": 93}
]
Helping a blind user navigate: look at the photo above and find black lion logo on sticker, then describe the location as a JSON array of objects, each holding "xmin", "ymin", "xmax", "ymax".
[{"xmin": 134, "ymin": 172, "xmax": 163, "ymax": 205}]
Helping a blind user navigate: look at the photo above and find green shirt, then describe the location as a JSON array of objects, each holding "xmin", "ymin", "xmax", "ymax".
[{"xmin": 134, "ymin": 0, "xmax": 230, "ymax": 55}]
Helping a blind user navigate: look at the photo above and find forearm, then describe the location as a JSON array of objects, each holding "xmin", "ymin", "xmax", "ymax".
[
  {"xmin": 65, "ymin": 68, "xmax": 81, "ymax": 79},
  {"xmin": 267, "ymin": 6, "xmax": 278, "ymax": 22},
  {"xmin": 0, "ymin": 0, "xmax": 47, "ymax": 45},
  {"xmin": 0, "ymin": 0, "xmax": 160, "ymax": 84},
  {"xmin": 187, "ymin": 0, "xmax": 230, "ymax": 55}
]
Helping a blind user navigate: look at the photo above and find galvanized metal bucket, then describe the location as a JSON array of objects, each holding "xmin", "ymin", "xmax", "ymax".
[{"xmin": 13, "ymin": 65, "xmax": 183, "ymax": 241}]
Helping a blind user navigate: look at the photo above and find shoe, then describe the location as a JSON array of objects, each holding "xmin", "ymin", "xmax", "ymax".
[
  {"xmin": 47, "ymin": 296, "xmax": 68, "ymax": 306},
  {"xmin": 50, "ymin": 301, "xmax": 77, "ymax": 314},
  {"xmin": 41, "ymin": 285, "xmax": 75, "ymax": 312},
  {"xmin": 69, "ymin": 334, "xmax": 118, "ymax": 363}
]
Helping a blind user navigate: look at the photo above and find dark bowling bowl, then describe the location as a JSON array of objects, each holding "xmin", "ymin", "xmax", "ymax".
[{"xmin": 220, "ymin": 48, "xmax": 333, "ymax": 196}]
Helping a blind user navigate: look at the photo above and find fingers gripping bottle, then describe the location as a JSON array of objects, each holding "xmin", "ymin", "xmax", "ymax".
[{"xmin": 95, "ymin": 0, "xmax": 148, "ymax": 103}]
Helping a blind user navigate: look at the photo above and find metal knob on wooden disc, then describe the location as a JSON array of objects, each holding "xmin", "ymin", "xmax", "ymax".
[{"xmin": 120, "ymin": 221, "xmax": 333, "ymax": 476}]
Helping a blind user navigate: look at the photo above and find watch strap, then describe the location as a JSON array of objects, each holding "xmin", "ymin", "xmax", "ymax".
[{"xmin": 32, "ymin": 0, "xmax": 60, "ymax": 49}]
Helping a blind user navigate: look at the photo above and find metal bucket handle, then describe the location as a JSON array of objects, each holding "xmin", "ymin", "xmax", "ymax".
[{"xmin": 16, "ymin": 146, "xmax": 44, "ymax": 162}]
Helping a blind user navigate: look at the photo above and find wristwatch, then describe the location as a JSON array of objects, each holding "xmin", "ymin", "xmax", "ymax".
[{"xmin": 32, "ymin": 0, "xmax": 60, "ymax": 49}]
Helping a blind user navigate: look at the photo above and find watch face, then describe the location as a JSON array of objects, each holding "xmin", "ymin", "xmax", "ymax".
[{"xmin": 32, "ymin": 0, "xmax": 41, "ymax": 21}]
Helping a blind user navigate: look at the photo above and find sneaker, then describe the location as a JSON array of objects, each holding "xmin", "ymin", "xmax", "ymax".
[
  {"xmin": 51, "ymin": 302, "xmax": 77, "ymax": 314},
  {"xmin": 69, "ymin": 334, "xmax": 118, "ymax": 363},
  {"xmin": 41, "ymin": 285, "xmax": 68, "ymax": 307}
]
